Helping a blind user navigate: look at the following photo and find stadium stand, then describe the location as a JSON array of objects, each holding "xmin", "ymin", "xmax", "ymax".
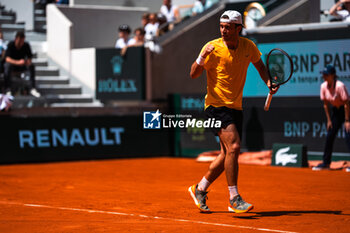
[{"xmin": 0, "ymin": 1, "xmax": 101, "ymax": 108}]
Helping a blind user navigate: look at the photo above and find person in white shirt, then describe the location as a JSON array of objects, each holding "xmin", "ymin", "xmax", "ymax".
[
  {"xmin": 0, "ymin": 31, "xmax": 7, "ymax": 58},
  {"xmin": 160, "ymin": 0, "xmax": 180, "ymax": 24},
  {"xmin": 144, "ymin": 13, "xmax": 159, "ymax": 39},
  {"xmin": 115, "ymin": 24, "xmax": 133, "ymax": 49},
  {"xmin": 0, "ymin": 31, "xmax": 7, "ymax": 75},
  {"xmin": 330, "ymin": 0, "xmax": 350, "ymax": 22},
  {"xmin": 121, "ymin": 28, "xmax": 145, "ymax": 56}
]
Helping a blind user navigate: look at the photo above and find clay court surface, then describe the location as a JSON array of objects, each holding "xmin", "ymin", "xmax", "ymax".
[{"xmin": 0, "ymin": 157, "xmax": 349, "ymax": 233}]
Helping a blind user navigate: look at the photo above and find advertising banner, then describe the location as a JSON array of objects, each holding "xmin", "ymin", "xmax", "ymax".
[
  {"xmin": 96, "ymin": 47, "xmax": 145, "ymax": 101},
  {"xmin": 271, "ymin": 143, "xmax": 308, "ymax": 167},
  {"xmin": 244, "ymin": 39, "xmax": 350, "ymax": 97},
  {"xmin": 169, "ymin": 94, "xmax": 220, "ymax": 157},
  {"xmin": 0, "ymin": 115, "xmax": 169, "ymax": 164},
  {"xmin": 168, "ymin": 94, "xmax": 350, "ymax": 160}
]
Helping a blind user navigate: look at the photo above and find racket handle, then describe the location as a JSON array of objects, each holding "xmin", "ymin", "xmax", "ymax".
[{"xmin": 264, "ymin": 93, "xmax": 273, "ymax": 111}]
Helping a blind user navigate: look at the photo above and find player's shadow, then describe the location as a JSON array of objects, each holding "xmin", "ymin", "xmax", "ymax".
[
  {"xmin": 211, "ymin": 210, "xmax": 347, "ymax": 219},
  {"xmin": 234, "ymin": 210, "xmax": 346, "ymax": 219}
]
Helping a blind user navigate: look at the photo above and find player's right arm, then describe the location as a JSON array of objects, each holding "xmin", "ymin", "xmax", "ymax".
[
  {"xmin": 190, "ymin": 44, "xmax": 214, "ymax": 79},
  {"xmin": 323, "ymin": 100, "xmax": 332, "ymax": 130}
]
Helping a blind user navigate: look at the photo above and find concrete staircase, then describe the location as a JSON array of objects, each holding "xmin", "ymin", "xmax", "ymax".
[
  {"xmin": 0, "ymin": 5, "xmax": 25, "ymax": 40},
  {"xmin": 0, "ymin": 3, "xmax": 102, "ymax": 108},
  {"xmin": 32, "ymin": 55, "xmax": 98, "ymax": 107},
  {"xmin": 34, "ymin": 3, "xmax": 46, "ymax": 33}
]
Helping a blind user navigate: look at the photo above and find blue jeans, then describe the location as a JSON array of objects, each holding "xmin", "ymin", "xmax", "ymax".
[{"xmin": 323, "ymin": 106, "xmax": 350, "ymax": 165}]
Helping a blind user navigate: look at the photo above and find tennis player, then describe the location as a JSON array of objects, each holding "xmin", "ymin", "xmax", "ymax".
[
  {"xmin": 313, "ymin": 65, "xmax": 350, "ymax": 172},
  {"xmin": 188, "ymin": 10, "xmax": 278, "ymax": 213}
]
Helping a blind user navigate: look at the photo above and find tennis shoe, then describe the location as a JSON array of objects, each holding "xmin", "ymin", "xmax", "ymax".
[
  {"xmin": 346, "ymin": 167, "xmax": 350, "ymax": 172},
  {"xmin": 188, "ymin": 184, "xmax": 210, "ymax": 213},
  {"xmin": 30, "ymin": 88, "xmax": 41, "ymax": 98},
  {"xmin": 228, "ymin": 195, "xmax": 253, "ymax": 213},
  {"xmin": 312, "ymin": 163, "xmax": 330, "ymax": 171}
]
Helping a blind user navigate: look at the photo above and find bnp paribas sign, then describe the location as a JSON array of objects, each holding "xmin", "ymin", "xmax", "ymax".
[{"xmin": 271, "ymin": 143, "xmax": 308, "ymax": 167}]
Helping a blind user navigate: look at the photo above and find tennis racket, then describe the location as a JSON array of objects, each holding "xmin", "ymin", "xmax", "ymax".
[{"xmin": 264, "ymin": 48, "xmax": 293, "ymax": 111}]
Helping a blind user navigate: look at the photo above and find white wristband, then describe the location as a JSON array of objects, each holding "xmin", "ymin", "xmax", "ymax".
[{"xmin": 196, "ymin": 55, "xmax": 205, "ymax": 66}]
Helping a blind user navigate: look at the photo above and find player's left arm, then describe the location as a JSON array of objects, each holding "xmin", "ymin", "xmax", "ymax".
[{"xmin": 253, "ymin": 58, "xmax": 278, "ymax": 94}]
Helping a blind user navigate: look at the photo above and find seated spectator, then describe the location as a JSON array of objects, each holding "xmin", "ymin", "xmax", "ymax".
[
  {"xmin": 160, "ymin": 0, "xmax": 180, "ymax": 24},
  {"xmin": 141, "ymin": 13, "xmax": 150, "ymax": 29},
  {"xmin": 144, "ymin": 13, "xmax": 159, "ymax": 39},
  {"xmin": 121, "ymin": 28, "xmax": 145, "ymax": 56},
  {"xmin": 4, "ymin": 31, "xmax": 40, "ymax": 97},
  {"xmin": 192, "ymin": 0, "xmax": 213, "ymax": 16},
  {"xmin": 115, "ymin": 24, "xmax": 133, "ymax": 49},
  {"xmin": 330, "ymin": 0, "xmax": 350, "ymax": 22}
]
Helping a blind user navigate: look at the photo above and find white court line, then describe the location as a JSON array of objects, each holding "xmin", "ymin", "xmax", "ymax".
[{"xmin": 0, "ymin": 201, "xmax": 297, "ymax": 233}]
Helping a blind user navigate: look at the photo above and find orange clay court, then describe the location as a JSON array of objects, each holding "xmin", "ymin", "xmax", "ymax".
[{"xmin": 0, "ymin": 157, "xmax": 349, "ymax": 233}]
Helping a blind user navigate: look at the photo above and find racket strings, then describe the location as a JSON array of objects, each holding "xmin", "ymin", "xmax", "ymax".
[{"xmin": 267, "ymin": 50, "xmax": 293, "ymax": 85}]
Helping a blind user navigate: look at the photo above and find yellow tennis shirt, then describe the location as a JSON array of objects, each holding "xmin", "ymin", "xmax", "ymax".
[{"xmin": 200, "ymin": 37, "xmax": 261, "ymax": 110}]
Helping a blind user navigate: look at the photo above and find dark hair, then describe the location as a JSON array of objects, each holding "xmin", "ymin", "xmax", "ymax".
[
  {"xmin": 15, "ymin": 31, "xmax": 25, "ymax": 39},
  {"xmin": 142, "ymin": 13, "xmax": 149, "ymax": 20},
  {"xmin": 134, "ymin": 28, "xmax": 145, "ymax": 35},
  {"xmin": 119, "ymin": 24, "xmax": 131, "ymax": 33}
]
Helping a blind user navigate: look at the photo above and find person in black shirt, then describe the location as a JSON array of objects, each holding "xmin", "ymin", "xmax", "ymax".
[{"xmin": 4, "ymin": 31, "xmax": 40, "ymax": 97}]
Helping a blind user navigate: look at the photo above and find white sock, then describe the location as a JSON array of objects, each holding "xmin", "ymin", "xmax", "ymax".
[
  {"xmin": 228, "ymin": 186, "xmax": 239, "ymax": 200},
  {"xmin": 197, "ymin": 176, "xmax": 210, "ymax": 191}
]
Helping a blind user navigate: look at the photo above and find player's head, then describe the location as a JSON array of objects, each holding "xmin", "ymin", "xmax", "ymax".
[
  {"xmin": 322, "ymin": 64, "xmax": 336, "ymax": 82},
  {"xmin": 118, "ymin": 24, "xmax": 131, "ymax": 39},
  {"xmin": 220, "ymin": 10, "xmax": 243, "ymax": 40},
  {"xmin": 15, "ymin": 31, "xmax": 25, "ymax": 48}
]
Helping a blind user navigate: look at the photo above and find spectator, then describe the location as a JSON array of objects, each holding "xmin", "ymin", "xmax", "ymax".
[
  {"xmin": 4, "ymin": 31, "xmax": 40, "ymax": 97},
  {"xmin": 156, "ymin": 13, "xmax": 169, "ymax": 36},
  {"xmin": 121, "ymin": 28, "xmax": 145, "ymax": 56},
  {"xmin": 160, "ymin": 0, "xmax": 180, "ymax": 24},
  {"xmin": 192, "ymin": 0, "xmax": 213, "ymax": 16},
  {"xmin": 312, "ymin": 65, "xmax": 350, "ymax": 171},
  {"xmin": 129, "ymin": 28, "xmax": 145, "ymax": 47},
  {"xmin": 329, "ymin": 0, "xmax": 350, "ymax": 22},
  {"xmin": 0, "ymin": 31, "xmax": 7, "ymax": 58},
  {"xmin": 141, "ymin": 13, "xmax": 150, "ymax": 29},
  {"xmin": 144, "ymin": 13, "xmax": 159, "ymax": 39},
  {"xmin": 115, "ymin": 24, "xmax": 132, "ymax": 49},
  {"xmin": 0, "ymin": 31, "xmax": 7, "ymax": 75}
]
